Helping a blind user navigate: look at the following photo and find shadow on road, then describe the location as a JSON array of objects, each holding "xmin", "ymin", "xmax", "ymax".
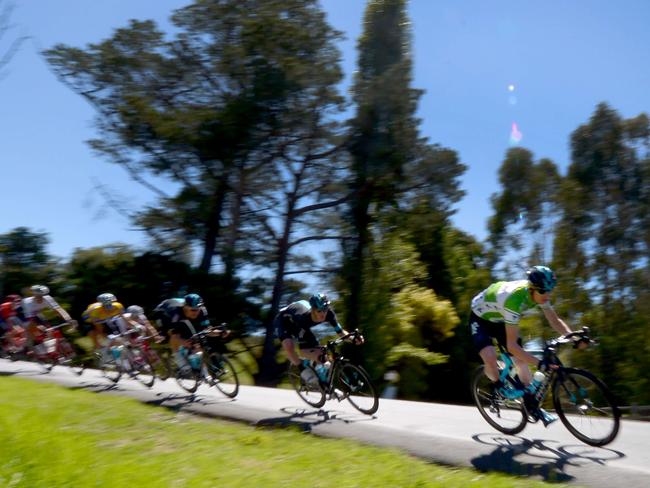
[
  {"xmin": 471, "ymin": 433, "xmax": 625, "ymax": 483},
  {"xmin": 144, "ymin": 391, "xmax": 233, "ymax": 411},
  {"xmin": 256, "ymin": 406, "xmax": 376, "ymax": 431}
]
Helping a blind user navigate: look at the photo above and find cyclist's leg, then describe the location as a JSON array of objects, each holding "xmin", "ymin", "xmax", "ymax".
[
  {"xmin": 470, "ymin": 313, "xmax": 499, "ymax": 381},
  {"xmin": 297, "ymin": 330, "xmax": 321, "ymax": 363},
  {"xmin": 513, "ymin": 355, "xmax": 532, "ymax": 385},
  {"xmin": 276, "ymin": 317, "xmax": 304, "ymax": 366},
  {"xmin": 170, "ymin": 322, "xmax": 193, "ymax": 370},
  {"xmin": 478, "ymin": 345, "xmax": 499, "ymax": 381}
]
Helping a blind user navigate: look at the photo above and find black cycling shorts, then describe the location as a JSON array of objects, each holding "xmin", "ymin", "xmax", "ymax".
[
  {"xmin": 469, "ymin": 312, "xmax": 521, "ymax": 353},
  {"xmin": 169, "ymin": 320, "xmax": 199, "ymax": 341},
  {"xmin": 274, "ymin": 316, "xmax": 319, "ymax": 349}
]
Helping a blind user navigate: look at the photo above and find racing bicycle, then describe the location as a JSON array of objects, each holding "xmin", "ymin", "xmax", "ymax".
[
  {"xmin": 96, "ymin": 328, "xmax": 156, "ymax": 387},
  {"xmin": 288, "ymin": 330, "xmax": 379, "ymax": 415},
  {"xmin": 173, "ymin": 325, "xmax": 240, "ymax": 398},
  {"xmin": 471, "ymin": 327, "xmax": 620, "ymax": 446}
]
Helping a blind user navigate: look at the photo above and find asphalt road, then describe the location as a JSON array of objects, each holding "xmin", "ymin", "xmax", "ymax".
[{"xmin": 1, "ymin": 358, "xmax": 649, "ymax": 487}]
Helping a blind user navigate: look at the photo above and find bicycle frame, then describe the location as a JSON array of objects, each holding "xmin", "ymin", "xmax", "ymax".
[{"xmin": 317, "ymin": 331, "xmax": 362, "ymax": 398}]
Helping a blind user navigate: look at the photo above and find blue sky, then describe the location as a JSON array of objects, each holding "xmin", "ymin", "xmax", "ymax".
[{"xmin": 2, "ymin": 0, "xmax": 650, "ymax": 262}]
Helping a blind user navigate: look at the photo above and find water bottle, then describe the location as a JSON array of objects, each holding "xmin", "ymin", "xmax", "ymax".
[
  {"xmin": 300, "ymin": 365, "xmax": 317, "ymax": 385},
  {"xmin": 176, "ymin": 346, "xmax": 190, "ymax": 370},
  {"xmin": 527, "ymin": 370, "xmax": 546, "ymax": 394},
  {"xmin": 188, "ymin": 350, "xmax": 203, "ymax": 370},
  {"xmin": 111, "ymin": 345, "xmax": 123, "ymax": 359},
  {"xmin": 315, "ymin": 361, "xmax": 331, "ymax": 382}
]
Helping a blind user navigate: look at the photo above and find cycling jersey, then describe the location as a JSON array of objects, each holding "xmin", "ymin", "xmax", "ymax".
[
  {"xmin": 274, "ymin": 300, "xmax": 342, "ymax": 347},
  {"xmin": 471, "ymin": 280, "xmax": 546, "ymax": 326},
  {"xmin": 153, "ymin": 299, "xmax": 210, "ymax": 340},
  {"xmin": 82, "ymin": 302, "xmax": 125, "ymax": 324},
  {"xmin": 0, "ymin": 302, "xmax": 17, "ymax": 321},
  {"xmin": 22, "ymin": 295, "xmax": 61, "ymax": 319}
]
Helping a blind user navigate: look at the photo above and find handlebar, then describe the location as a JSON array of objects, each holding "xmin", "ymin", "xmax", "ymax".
[
  {"xmin": 552, "ymin": 326, "xmax": 597, "ymax": 348},
  {"xmin": 191, "ymin": 325, "xmax": 229, "ymax": 340},
  {"xmin": 324, "ymin": 329, "xmax": 363, "ymax": 351}
]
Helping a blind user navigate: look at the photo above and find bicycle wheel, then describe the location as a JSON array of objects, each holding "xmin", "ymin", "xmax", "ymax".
[
  {"xmin": 58, "ymin": 339, "xmax": 85, "ymax": 376},
  {"xmin": 206, "ymin": 353, "xmax": 239, "ymax": 398},
  {"xmin": 288, "ymin": 363, "xmax": 326, "ymax": 408},
  {"xmin": 552, "ymin": 368, "xmax": 620, "ymax": 446},
  {"xmin": 336, "ymin": 362, "xmax": 379, "ymax": 415},
  {"xmin": 471, "ymin": 366, "xmax": 527, "ymax": 435},
  {"xmin": 129, "ymin": 348, "xmax": 156, "ymax": 388},
  {"xmin": 174, "ymin": 360, "xmax": 201, "ymax": 393},
  {"xmin": 149, "ymin": 348, "xmax": 171, "ymax": 381},
  {"xmin": 36, "ymin": 353, "xmax": 56, "ymax": 373},
  {"xmin": 34, "ymin": 343, "xmax": 56, "ymax": 373},
  {"xmin": 96, "ymin": 350, "xmax": 122, "ymax": 383}
]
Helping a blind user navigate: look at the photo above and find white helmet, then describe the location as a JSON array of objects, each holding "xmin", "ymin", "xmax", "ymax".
[
  {"xmin": 126, "ymin": 305, "xmax": 144, "ymax": 316},
  {"xmin": 97, "ymin": 293, "xmax": 117, "ymax": 306},
  {"xmin": 31, "ymin": 285, "xmax": 50, "ymax": 296}
]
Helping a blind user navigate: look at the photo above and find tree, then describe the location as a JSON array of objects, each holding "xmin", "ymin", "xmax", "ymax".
[
  {"xmin": 44, "ymin": 0, "xmax": 344, "ymax": 281},
  {"xmin": 347, "ymin": 228, "xmax": 458, "ymax": 398},
  {"xmin": 554, "ymin": 103, "xmax": 650, "ymax": 403},
  {"xmin": 0, "ymin": 227, "xmax": 55, "ymax": 296},
  {"xmin": 487, "ymin": 147, "xmax": 561, "ymax": 274},
  {"xmin": 343, "ymin": 0, "xmax": 465, "ymax": 332},
  {"xmin": 0, "ymin": 1, "xmax": 27, "ymax": 79}
]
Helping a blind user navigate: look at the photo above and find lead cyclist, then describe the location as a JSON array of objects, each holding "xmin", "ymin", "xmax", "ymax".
[{"xmin": 468, "ymin": 265, "xmax": 587, "ymax": 426}]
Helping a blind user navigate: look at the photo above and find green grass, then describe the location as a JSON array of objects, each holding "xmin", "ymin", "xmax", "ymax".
[{"xmin": 0, "ymin": 377, "xmax": 568, "ymax": 488}]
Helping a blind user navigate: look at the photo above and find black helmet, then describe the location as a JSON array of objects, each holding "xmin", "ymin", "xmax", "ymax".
[
  {"xmin": 184, "ymin": 293, "xmax": 204, "ymax": 308},
  {"xmin": 309, "ymin": 293, "xmax": 331, "ymax": 312},
  {"xmin": 526, "ymin": 265, "xmax": 557, "ymax": 293}
]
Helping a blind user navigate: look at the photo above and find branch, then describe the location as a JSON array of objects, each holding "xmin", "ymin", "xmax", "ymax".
[
  {"xmin": 294, "ymin": 193, "xmax": 352, "ymax": 218},
  {"xmin": 289, "ymin": 235, "xmax": 352, "ymax": 248},
  {"xmin": 284, "ymin": 268, "xmax": 340, "ymax": 275}
]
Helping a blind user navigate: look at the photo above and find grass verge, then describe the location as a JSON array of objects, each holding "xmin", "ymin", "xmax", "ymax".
[{"xmin": 0, "ymin": 376, "xmax": 568, "ymax": 487}]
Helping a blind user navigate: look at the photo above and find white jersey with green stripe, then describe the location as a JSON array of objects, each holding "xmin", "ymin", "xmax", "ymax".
[{"xmin": 471, "ymin": 280, "xmax": 538, "ymax": 325}]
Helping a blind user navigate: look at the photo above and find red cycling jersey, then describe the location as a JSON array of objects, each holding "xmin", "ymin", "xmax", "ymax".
[{"xmin": 1, "ymin": 302, "xmax": 16, "ymax": 321}]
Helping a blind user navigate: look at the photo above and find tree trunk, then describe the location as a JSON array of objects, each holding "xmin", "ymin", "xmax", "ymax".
[{"xmin": 198, "ymin": 180, "xmax": 227, "ymax": 273}]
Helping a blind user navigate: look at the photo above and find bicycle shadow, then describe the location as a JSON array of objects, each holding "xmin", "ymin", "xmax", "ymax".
[
  {"xmin": 256, "ymin": 406, "xmax": 377, "ymax": 432},
  {"xmin": 143, "ymin": 390, "xmax": 235, "ymax": 412},
  {"xmin": 470, "ymin": 433, "xmax": 625, "ymax": 483}
]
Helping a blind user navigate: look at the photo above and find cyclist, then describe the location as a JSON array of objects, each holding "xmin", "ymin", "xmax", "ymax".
[
  {"xmin": 82, "ymin": 293, "xmax": 125, "ymax": 350},
  {"xmin": 469, "ymin": 265, "xmax": 583, "ymax": 427},
  {"xmin": 274, "ymin": 293, "xmax": 363, "ymax": 379},
  {"xmin": 22, "ymin": 285, "xmax": 75, "ymax": 352},
  {"xmin": 0, "ymin": 294, "xmax": 25, "ymax": 352},
  {"xmin": 122, "ymin": 305, "xmax": 163, "ymax": 342},
  {"xmin": 153, "ymin": 293, "xmax": 224, "ymax": 372}
]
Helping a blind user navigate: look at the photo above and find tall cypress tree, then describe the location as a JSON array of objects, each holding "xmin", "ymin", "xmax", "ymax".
[
  {"xmin": 343, "ymin": 0, "xmax": 465, "ymax": 330},
  {"xmin": 344, "ymin": 0, "xmax": 422, "ymax": 329}
]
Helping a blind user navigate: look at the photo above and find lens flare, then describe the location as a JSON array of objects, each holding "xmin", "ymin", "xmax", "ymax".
[
  {"xmin": 508, "ymin": 84, "xmax": 515, "ymax": 92},
  {"xmin": 509, "ymin": 122, "xmax": 523, "ymax": 145}
]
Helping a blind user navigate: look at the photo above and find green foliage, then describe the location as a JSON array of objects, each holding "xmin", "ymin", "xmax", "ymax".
[
  {"xmin": 354, "ymin": 231, "xmax": 459, "ymax": 399},
  {"xmin": 0, "ymin": 227, "xmax": 58, "ymax": 296},
  {"xmin": 488, "ymin": 147, "xmax": 561, "ymax": 271}
]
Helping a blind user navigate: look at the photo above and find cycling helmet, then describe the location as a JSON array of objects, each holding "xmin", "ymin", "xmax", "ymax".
[
  {"xmin": 5, "ymin": 294, "xmax": 21, "ymax": 303},
  {"xmin": 30, "ymin": 285, "xmax": 49, "ymax": 296},
  {"xmin": 97, "ymin": 293, "xmax": 117, "ymax": 307},
  {"xmin": 126, "ymin": 305, "xmax": 144, "ymax": 316},
  {"xmin": 526, "ymin": 266, "xmax": 557, "ymax": 293},
  {"xmin": 309, "ymin": 293, "xmax": 331, "ymax": 312},
  {"xmin": 184, "ymin": 293, "xmax": 204, "ymax": 308}
]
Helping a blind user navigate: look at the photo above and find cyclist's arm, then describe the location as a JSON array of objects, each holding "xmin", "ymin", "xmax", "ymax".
[
  {"xmin": 540, "ymin": 305, "xmax": 572, "ymax": 336},
  {"xmin": 52, "ymin": 303, "xmax": 72, "ymax": 322},
  {"xmin": 139, "ymin": 317, "xmax": 161, "ymax": 339},
  {"xmin": 505, "ymin": 325, "xmax": 539, "ymax": 365}
]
